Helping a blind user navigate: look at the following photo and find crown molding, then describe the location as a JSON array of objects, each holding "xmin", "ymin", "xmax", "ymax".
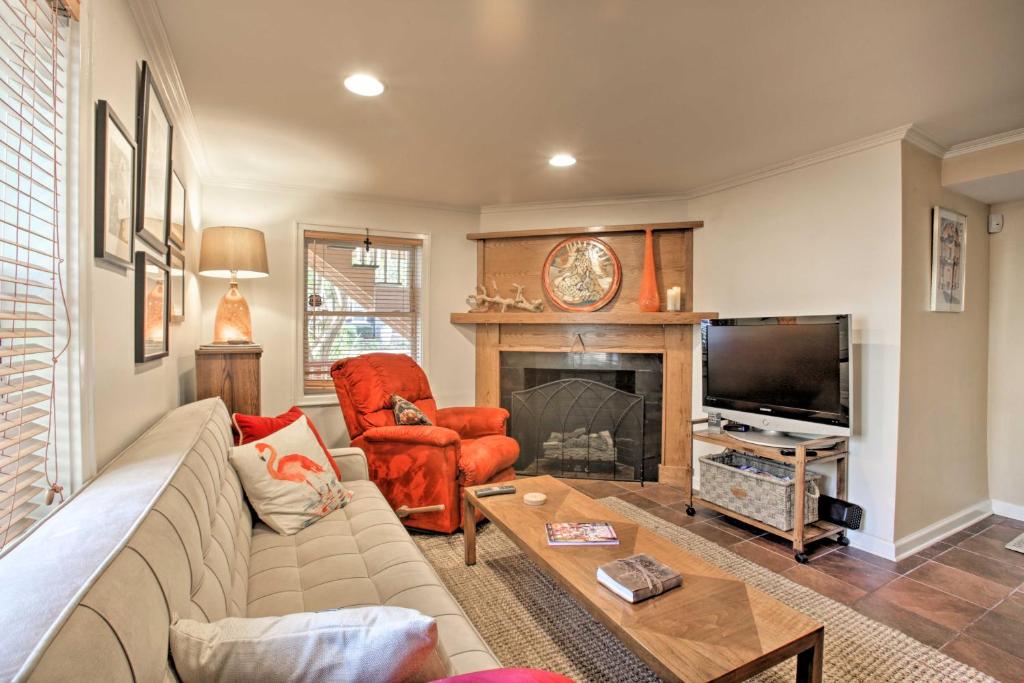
[
  {"xmin": 944, "ymin": 126, "xmax": 1024, "ymax": 159},
  {"xmin": 203, "ymin": 176, "xmax": 479, "ymax": 215},
  {"xmin": 482, "ymin": 124, "xmax": 927, "ymax": 215},
  {"xmin": 126, "ymin": 0, "xmax": 210, "ymax": 179},
  {"xmin": 902, "ymin": 124, "xmax": 948, "ymax": 158}
]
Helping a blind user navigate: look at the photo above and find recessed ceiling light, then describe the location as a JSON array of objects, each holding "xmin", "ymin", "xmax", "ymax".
[
  {"xmin": 548, "ymin": 153, "xmax": 576, "ymax": 167},
  {"xmin": 344, "ymin": 73, "xmax": 385, "ymax": 97}
]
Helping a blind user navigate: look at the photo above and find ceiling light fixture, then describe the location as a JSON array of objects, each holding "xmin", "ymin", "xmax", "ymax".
[
  {"xmin": 548, "ymin": 153, "xmax": 576, "ymax": 167},
  {"xmin": 344, "ymin": 73, "xmax": 385, "ymax": 97}
]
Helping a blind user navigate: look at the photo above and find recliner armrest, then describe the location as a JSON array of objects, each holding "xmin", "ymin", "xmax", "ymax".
[
  {"xmin": 436, "ymin": 406, "xmax": 509, "ymax": 439},
  {"xmin": 361, "ymin": 425, "xmax": 461, "ymax": 448},
  {"xmin": 329, "ymin": 447, "xmax": 369, "ymax": 481}
]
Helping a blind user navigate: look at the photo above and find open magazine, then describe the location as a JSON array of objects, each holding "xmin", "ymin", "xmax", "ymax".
[{"xmin": 545, "ymin": 522, "xmax": 619, "ymax": 546}]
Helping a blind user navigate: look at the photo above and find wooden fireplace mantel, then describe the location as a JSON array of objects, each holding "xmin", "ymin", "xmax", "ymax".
[
  {"xmin": 456, "ymin": 221, "xmax": 711, "ymax": 494},
  {"xmin": 450, "ymin": 311, "xmax": 716, "ymax": 325}
]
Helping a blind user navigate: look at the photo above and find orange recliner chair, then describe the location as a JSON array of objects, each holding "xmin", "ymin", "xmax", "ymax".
[{"xmin": 330, "ymin": 353, "xmax": 519, "ymax": 533}]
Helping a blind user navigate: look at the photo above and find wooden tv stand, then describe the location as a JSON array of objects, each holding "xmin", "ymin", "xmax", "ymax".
[{"xmin": 689, "ymin": 426, "xmax": 849, "ymax": 563}]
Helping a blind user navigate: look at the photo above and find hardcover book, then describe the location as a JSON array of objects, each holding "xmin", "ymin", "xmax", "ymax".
[
  {"xmin": 596, "ymin": 554, "xmax": 682, "ymax": 603},
  {"xmin": 545, "ymin": 522, "xmax": 619, "ymax": 546}
]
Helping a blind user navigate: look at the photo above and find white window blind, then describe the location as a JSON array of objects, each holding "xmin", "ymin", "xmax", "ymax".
[
  {"xmin": 0, "ymin": 0, "xmax": 69, "ymax": 551},
  {"xmin": 303, "ymin": 230, "xmax": 422, "ymax": 393}
]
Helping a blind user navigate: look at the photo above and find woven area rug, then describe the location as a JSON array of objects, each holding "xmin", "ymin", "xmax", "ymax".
[{"xmin": 414, "ymin": 498, "xmax": 993, "ymax": 682}]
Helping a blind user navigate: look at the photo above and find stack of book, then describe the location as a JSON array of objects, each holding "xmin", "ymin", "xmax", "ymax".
[{"xmin": 597, "ymin": 554, "xmax": 682, "ymax": 603}]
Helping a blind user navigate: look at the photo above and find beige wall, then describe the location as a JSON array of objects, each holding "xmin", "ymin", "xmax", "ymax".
[
  {"xmin": 200, "ymin": 185, "xmax": 479, "ymax": 448},
  {"xmin": 893, "ymin": 143, "xmax": 991, "ymax": 539},
  {"xmin": 480, "ymin": 142, "xmax": 905, "ymax": 551},
  {"xmin": 988, "ymin": 199, "xmax": 1024, "ymax": 514},
  {"xmin": 78, "ymin": 0, "xmax": 204, "ymax": 472}
]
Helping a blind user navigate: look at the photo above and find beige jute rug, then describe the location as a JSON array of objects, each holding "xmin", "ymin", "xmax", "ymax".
[{"xmin": 414, "ymin": 497, "xmax": 992, "ymax": 682}]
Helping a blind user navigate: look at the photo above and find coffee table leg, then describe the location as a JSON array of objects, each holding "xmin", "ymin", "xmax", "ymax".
[
  {"xmin": 464, "ymin": 494, "xmax": 476, "ymax": 566},
  {"xmin": 795, "ymin": 629, "xmax": 823, "ymax": 683}
]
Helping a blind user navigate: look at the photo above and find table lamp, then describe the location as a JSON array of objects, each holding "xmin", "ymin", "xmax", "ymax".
[{"xmin": 198, "ymin": 226, "xmax": 269, "ymax": 344}]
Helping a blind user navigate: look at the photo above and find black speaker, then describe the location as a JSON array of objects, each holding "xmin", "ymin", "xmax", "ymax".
[{"xmin": 818, "ymin": 495, "xmax": 863, "ymax": 530}]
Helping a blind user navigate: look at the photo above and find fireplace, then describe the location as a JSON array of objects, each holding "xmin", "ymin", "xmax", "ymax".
[{"xmin": 500, "ymin": 352, "xmax": 663, "ymax": 482}]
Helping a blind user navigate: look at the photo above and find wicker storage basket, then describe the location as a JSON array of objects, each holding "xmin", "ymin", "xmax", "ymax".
[{"xmin": 699, "ymin": 451, "xmax": 822, "ymax": 531}]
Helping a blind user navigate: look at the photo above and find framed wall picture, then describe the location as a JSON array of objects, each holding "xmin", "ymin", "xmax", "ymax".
[
  {"xmin": 542, "ymin": 237, "xmax": 622, "ymax": 312},
  {"xmin": 930, "ymin": 206, "xmax": 967, "ymax": 312},
  {"xmin": 169, "ymin": 247, "xmax": 185, "ymax": 323},
  {"xmin": 136, "ymin": 60, "xmax": 173, "ymax": 253},
  {"xmin": 169, "ymin": 170, "xmax": 186, "ymax": 249},
  {"xmin": 135, "ymin": 250, "xmax": 170, "ymax": 362},
  {"xmin": 93, "ymin": 100, "xmax": 135, "ymax": 267}
]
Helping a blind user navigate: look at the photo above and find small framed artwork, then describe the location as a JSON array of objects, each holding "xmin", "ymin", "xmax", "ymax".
[
  {"xmin": 169, "ymin": 170, "xmax": 186, "ymax": 250},
  {"xmin": 136, "ymin": 60, "xmax": 173, "ymax": 253},
  {"xmin": 542, "ymin": 236, "xmax": 622, "ymax": 312},
  {"xmin": 93, "ymin": 100, "xmax": 135, "ymax": 267},
  {"xmin": 930, "ymin": 207, "xmax": 967, "ymax": 312},
  {"xmin": 169, "ymin": 247, "xmax": 185, "ymax": 323},
  {"xmin": 135, "ymin": 250, "xmax": 170, "ymax": 362}
]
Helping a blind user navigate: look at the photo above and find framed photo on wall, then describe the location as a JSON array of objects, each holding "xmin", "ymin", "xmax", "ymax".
[
  {"xmin": 135, "ymin": 250, "xmax": 170, "ymax": 362},
  {"xmin": 93, "ymin": 100, "xmax": 135, "ymax": 267},
  {"xmin": 169, "ymin": 170, "xmax": 186, "ymax": 250},
  {"xmin": 169, "ymin": 246, "xmax": 185, "ymax": 323},
  {"xmin": 930, "ymin": 206, "xmax": 967, "ymax": 312},
  {"xmin": 136, "ymin": 60, "xmax": 173, "ymax": 253}
]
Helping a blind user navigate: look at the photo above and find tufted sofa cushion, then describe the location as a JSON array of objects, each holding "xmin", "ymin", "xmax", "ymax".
[
  {"xmin": 0, "ymin": 398, "xmax": 499, "ymax": 682},
  {"xmin": 246, "ymin": 480, "xmax": 497, "ymax": 673}
]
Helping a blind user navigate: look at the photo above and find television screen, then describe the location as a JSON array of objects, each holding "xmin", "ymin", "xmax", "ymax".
[{"xmin": 702, "ymin": 315, "xmax": 850, "ymax": 429}]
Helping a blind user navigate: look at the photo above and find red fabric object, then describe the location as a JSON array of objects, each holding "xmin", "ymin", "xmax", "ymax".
[
  {"xmin": 331, "ymin": 353, "xmax": 520, "ymax": 533},
  {"xmin": 436, "ymin": 406, "xmax": 509, "ymax": 439},
  {"xmin": 432, "ymin": 669, "xmax": 574, "ymax": 683},
  {"xmin": 232, "ymin": 406, "xmax": 342, "ymax": 480}
]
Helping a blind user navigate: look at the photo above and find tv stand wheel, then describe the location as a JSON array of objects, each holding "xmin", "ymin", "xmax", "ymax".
[
  {"xmin": 795, "ymin": 552, "xmax": 809, "ymax": 564},
  {"xmin": 837, "ymin": 534, "xmax": 850, "ymax": 547},
  {"xmin": 685, "ymin": 505, "xmax": 696, "ymax": 516}
]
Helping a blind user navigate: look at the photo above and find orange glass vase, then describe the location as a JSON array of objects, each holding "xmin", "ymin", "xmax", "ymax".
[{"xmin": 637, "ymin": 228, "xmax": 660, "ymax": 312}]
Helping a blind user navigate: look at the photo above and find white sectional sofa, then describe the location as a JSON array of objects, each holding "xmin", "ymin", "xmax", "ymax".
[{"xmin": 0, "ymin": 398, "xmax": 499, "ymax": 681}]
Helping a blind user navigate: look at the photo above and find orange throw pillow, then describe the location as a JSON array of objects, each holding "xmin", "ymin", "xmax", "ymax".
[{"xmin": 233, "ymin": 406, "xmax": 342, "ymax": 480}]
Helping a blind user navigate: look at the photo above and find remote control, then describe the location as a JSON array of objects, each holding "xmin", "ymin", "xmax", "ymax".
[{"xmin": 475, "ymin": 485, "xmax": 516, "ymax": 497}]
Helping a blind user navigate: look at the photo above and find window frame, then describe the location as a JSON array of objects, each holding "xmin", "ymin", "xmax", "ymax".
[{"xmin": 294, "ymin": 222, "xmax": 430, "ymax": 406}]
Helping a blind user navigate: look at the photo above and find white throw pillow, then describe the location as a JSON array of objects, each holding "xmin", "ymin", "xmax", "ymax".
[
  {"xmin": 170, "ymin": 607, "xmax": 446, "ymax": 683},
  {"xmin": 228, "ymin": 416, "xmax": 352, "ymax": 535}
]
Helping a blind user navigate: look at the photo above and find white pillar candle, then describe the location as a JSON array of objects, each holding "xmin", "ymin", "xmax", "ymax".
[{"xmin": 666, "ymin": 287, "xmax": 682, "ymax": 311}]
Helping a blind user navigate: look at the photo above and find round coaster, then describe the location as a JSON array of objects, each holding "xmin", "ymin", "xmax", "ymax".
[{"xmin": 523, "ymin": 492, "xmax": 547, "ymax": 506}]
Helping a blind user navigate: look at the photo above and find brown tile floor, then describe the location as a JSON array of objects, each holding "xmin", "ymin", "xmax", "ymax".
[{"xmin": 563, "ymin": 478, "xmax": 1024, "ymax": 682}]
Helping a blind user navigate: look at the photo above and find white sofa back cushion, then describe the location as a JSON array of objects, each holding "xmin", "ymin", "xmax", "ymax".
[{"xmin": 171, "ymin": 607, "xmax": 446, "ymax": 683}]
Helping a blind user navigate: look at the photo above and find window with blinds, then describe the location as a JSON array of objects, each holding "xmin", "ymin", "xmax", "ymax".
[
  {"xmin": 0, "ymin": 0, "xmax": 70, "ymax": 551},
  {"xmin": 303, "ymin": 230, "xmax": 423, "ymax": 394}
]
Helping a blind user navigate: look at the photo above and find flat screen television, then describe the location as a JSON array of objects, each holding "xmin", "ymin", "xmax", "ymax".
[{"xmin": 701, "ymin": 314, "xmax": 852, "ymax": 446}]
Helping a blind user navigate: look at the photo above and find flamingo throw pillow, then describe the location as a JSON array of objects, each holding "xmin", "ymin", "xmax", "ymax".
[{"xmin": 229, "ymin": 416, "xmax": 353, "ymax": 535}]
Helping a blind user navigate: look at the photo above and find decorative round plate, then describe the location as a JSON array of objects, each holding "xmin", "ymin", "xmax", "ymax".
[{"xmin": 542, "ymin": 237, "xmax": 622, "ymax": 312}]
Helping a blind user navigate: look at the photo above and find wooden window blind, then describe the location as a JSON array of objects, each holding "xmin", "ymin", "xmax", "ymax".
[
  {"xmin": 0, "ymin": 0, "xmax": 69, "ymax": 550},
  {"xmin": 303, "ymin": 230, "xmax": 422, "ymax": 393}
]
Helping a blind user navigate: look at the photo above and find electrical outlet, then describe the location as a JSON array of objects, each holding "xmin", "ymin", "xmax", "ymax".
[{"xmin": 989, "ymin": 214, "xmax": 1004, "ymax": 234}]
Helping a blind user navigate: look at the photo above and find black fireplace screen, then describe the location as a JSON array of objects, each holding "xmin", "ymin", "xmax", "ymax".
[{"xmin": 510, "ymin": 378, "xmax": 645, "ymax": 481}]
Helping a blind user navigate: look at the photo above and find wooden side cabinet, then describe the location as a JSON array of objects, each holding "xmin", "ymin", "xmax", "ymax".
[{"xmin": 195, "ymin": 345, "xmax": 262, "ymax": 417}]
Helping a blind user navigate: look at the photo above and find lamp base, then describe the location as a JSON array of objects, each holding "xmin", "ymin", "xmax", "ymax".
[{"xmin": 213, "ymin": 282, "xmax": 254, "ymax": 344}]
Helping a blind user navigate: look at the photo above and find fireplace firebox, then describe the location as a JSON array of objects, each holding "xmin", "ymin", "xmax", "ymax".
[{"xmin": 500, "ymin": 352, "xmax": 663, "ymax": 482}]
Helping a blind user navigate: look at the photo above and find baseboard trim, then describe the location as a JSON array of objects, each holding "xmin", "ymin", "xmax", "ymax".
[
  {"xmin": 893, "ymin": 500, "xmax": 993, "ymax": 561},
  {"xmin": 846, "ymin": 530, "xmax": 896, "ymax": 561},
  {"xmin": 991, "ymin": 499, "xmax": 1024, "ymax": 522}
]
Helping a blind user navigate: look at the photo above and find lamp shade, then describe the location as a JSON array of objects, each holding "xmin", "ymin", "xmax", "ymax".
[{"xmin": 198, "ymin": 226, "xmax": 270, "ymax": 279}]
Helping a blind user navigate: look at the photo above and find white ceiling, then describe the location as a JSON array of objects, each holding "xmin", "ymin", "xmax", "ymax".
[{"xmin": 155, "ymin": 0, "xmax": 1024, "ymax": 208}]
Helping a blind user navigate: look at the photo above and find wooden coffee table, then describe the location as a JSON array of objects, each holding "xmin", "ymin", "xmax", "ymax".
[{"xmin": 463, "ymin": 476, "xmax": 824, "ymax": 683}]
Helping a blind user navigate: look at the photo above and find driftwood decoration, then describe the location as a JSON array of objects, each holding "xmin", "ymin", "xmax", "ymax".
[{"xmin": 466, "ymin": 279, "xmax": 544, "ymax": 313}]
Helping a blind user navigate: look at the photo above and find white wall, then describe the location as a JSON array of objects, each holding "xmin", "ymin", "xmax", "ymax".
[
  {"xmin": 478, "ymin": 142, "xmax": 905, "ymax": 552},
  {"xmin": 77, "ymin": 0, "xmax": 203, "ymax": 472},
  {"xmin": 200, "ymin": 185, "xmax": 479, "ymax": 447},
  {"xmin": 988, "ymin": 199, "xmax": 1024, "ymax": 518}
]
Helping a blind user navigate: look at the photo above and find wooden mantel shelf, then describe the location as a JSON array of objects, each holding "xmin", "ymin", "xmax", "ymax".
[
  {"xmin": 466, "ymin": 221, "xmax": 703, "ymax": 241},
  {"xmin": 451, "ymin": 311, "xmax": 717, "ymax": 325}
]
